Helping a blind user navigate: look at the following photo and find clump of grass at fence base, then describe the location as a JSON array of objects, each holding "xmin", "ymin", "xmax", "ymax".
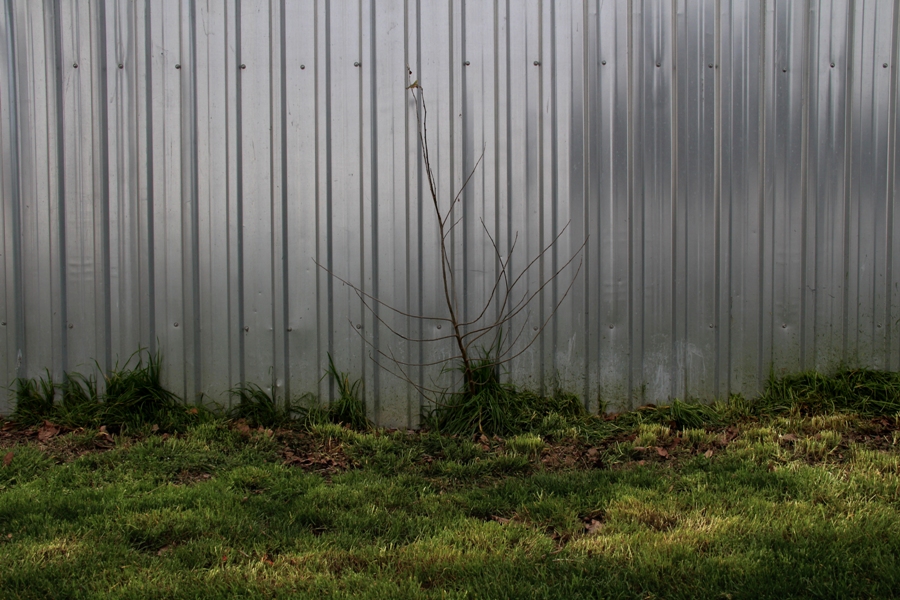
[
  {"xmin": 9, "ymin": 350, "xmax": 207, "ymax": 432},
  {"xmin": 424, "ymin": 350, "xmax": 588, "ymax": 437},
  {"xmin": 753, "ymin": 368, "xmax": 900, "ymax": 417},
  {"xmin": 227, "ymin": 383, "xmax": 296, "ymax": 428},
  {"xmin": 621, "ymin": 368, "xmax": 900, "ymax": 432},
  {"xmin": 323, "ymin": 353, "xmax": 370, "ymax": 430},
  {"xmin": 227, "ymin": 355, "xmax": 371, "ymax": 431}
]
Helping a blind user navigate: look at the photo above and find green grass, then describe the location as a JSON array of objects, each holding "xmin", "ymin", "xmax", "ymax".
[
  {"xmin": 4, "ymin": 364, "xmax": 900, "ymax": 597},
  {"xmin": 2, "ymin": 400, "xmax": 900, "ymax": 598}
]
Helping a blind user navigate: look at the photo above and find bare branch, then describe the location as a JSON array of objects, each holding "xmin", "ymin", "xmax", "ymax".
[
  {"xmin": 442, "ymin": 146, "xmax": 486, "ymax": 227},
  {"xmin": 457, "ymin": 220, "xmax": 516, "ymax": 328},
  {"xmin": 314, "ymin": 259, "xmax": 451, "ymax": 323},
  {"xmin": 353, "ymin": 289, "xmax": 459, "ymax": 344},
  {"xmin": 461, "ymin": 238, "xmax": 587, "ymax": 346},
  {"xmin": 473, "ymin": 255, "xmax": 585, "ymax": 370}
]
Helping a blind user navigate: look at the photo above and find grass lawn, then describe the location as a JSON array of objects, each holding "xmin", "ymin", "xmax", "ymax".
[{"xmin": 1, "ymin": 398, "xmax": 899, "ymax": 599}]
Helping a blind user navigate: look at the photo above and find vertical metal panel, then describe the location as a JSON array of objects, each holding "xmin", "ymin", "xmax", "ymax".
[
  {"xmin": 4, "ymin": 0, "xmax": 900, "ymax": 424},
  {"xmin": 634, "ymin": 0, "xmax": 676, "ymax": 404},
  {"xmin": 1, "ymin": 0, "xmax": 20, "ymax": 396},
  {"xmin": 11, "ymin": 2, "xmax": 59, "ymax": 383},
  {"xmin": 674, "ymin": 0, "xmax": 719, "ymax": 400},
  {"xmin": 721, "ymin": 0, "xmax": 764, "ymax": 394},
  {"xmin": 195, "ymin": 0, "xmax": 235, "ymax": 402},
  {"xmin": 366, "ymin": 0, "xmax": 409, "ymax": 424},
  {"xmin": 590, "ymin": 0, "xmax": 631, "ymax": 409},
  {"xmin": 106, "ymin": 0, "xmax": 143, "ymax": 368},
  {"xmin": 284, "ymin": 0, "xmax": 318, "ymax": 403},
  {"xmin": 849, "ymin": 0, "xmax": 895, "ymax": 369},
  {"xmin": 808, "ymin": 0, "xmax": 851, "ymax": 373},
  {"xmin": 767, "ymin": 0, "xmax": 808, "ymax": 376},
  {"xmin": 239, "ymin": 0, "xmax": 276, "ymax": 389}
]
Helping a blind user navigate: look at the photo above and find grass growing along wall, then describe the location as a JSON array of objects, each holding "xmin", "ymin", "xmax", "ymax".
[
  {"xmin": 10, "ymin": 351, "xmax": 205, "ymax": 433},
  {"xmin": 8, "ymin": 348, "xmax": 900, "ymax": 435}
]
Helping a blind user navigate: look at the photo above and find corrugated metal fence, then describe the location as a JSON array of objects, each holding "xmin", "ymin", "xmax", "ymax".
[{"xmin": 2, "ymin": 0, "xmax": 899, "ymax": 426}]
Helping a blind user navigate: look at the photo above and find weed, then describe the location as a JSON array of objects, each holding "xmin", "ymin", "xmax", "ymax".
[
  {"xmin": 506, "ymin": 434, "xmax": 545, "ymax": 460},
  {"xmin": 795, "ymin": 431, "xmax": 842, "ymax": 461},
  {"xmin": 635, "ymin": 423, "xmax": 670, "ymax": 447},
  {"xmin": 324, "ymin": 354, "xmax": 370, "ymax": 431},
  {"xmin": 850, "ymin": 445, "xmax": 900, "ymax": 474},
  {"xmin": 426, "ymin": 348, "xmax": 587, "ymax": 436},
  {"xmin": 101, "ymin": 350, "xmax": 202, "ymax": 432},
  {"xmin": 10, "ymin": 372, "xmax": 56, "ymax": 426},
  {"xmin": 758, "ymin": 368, "xmax": 900, "ymax": 416},
  {"xmin": 9, "ymin": 350, "xmax": 205, "ymax": 432},
  {"xmin": 629, "ymin": 400, "xmax": 719, "ymax": 430},
  {"xmin": 680, "ymin": 428, "xmax": 717, "ymax": 446},
  {"xmin": 228, "ymin": 383, "xmax": 290, "ymax": 428},
  {"xmin": 742, "ymin": 427, "xmax": 778, "ymax": 444}
]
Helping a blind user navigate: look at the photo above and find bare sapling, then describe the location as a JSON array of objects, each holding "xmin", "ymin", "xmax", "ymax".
[{"xmin": 318, "ymin": 68, "xmax": 586, "ymax": 413}]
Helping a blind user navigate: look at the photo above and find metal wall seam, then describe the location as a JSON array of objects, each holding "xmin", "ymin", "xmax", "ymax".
[{"xmin": 888, "ymin": 0, "xmax": 900, "ymax": 371}]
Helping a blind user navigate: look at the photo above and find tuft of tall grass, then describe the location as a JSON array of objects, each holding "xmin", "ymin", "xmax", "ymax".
[
  {"xmin": 425, "ymin": 349, "xmax": 587, "ymax": 436},
  {"xmin": 628, "ymin": 400, "xmax": 720, "ymax": 430},
  {"xmin": 324, "ymin": 354, "xmax": 370, "ymax": 431},
  {"xmin": 228, "ymin": 383, "xmax": 291, "ymax": 428},
  {"xmin": 758, "ymin": 368, "xmax": 900, "ymax": 416},
  {"xmin": 10, "ymin": 371, "xmax": 57, "ymax": 426},
  {"xmin": 101, "ymin": 350, "xmax": 203, "ymax": 432},
  {"xmin": 9, "ymin": 350, "xmax": 205, "ymax": 432}
]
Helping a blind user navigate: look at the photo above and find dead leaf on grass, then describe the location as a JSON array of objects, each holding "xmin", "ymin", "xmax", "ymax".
[
  {"xmin": 491, "ymin": 516, "xmax": 510, "ymax": 525},
  {"xmin": 37, "ymin": 421, "xmax": 59, "ymax": 442},
  {"xmin": 656, "ymin": 447, "xmax": 669, "ymax": 458},
  {"xmin": 2, "ymin": 452, "xmax": 12, "ymax": 467},
  {"xmin": 782, "ymin": 433, "xmax": 798, "ymax": 442},
  {"xmin": 704, "ymin": 449, "xmax": 714, "ymax": 458},
  {"xmin": 584, "ymin": 519, "xmax": 603, "ymax": 535}
]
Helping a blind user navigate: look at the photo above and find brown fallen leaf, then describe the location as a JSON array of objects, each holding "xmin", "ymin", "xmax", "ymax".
[
  {"xmin": 782, "ymin": 433, "xmax": 798, "ymax": 442},
  {"xmin": 633, "ymin": 446, "xmax": 646, "ymax": 452},
  {"xmin": 704, "ymin": 449, "xmax": 714, "ymax": 458},
  {"xmin": 2, "ymin": 452, "xmax": 13, "ymax": 467},
  {"xmin": 151, "ymin": 424, "xmax": 159, "ymax": 432},
  {"xmin": 491, "ymin": 516, "xmax": 510, "ymax": 525},
  {"xmin": 37, "ymin": 421, "xmax": 60, "ymax": 442},
  {"xmin": 584, "ymin": 519, "xmax": 604, "ymax": 535},
  {"xmin": 656, "ymin": 447, "xmax": 669, "ymax": 458}
]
